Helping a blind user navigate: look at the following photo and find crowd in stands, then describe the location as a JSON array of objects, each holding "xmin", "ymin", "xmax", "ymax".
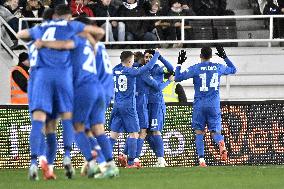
[
  {"xmin": 1, "ymin": 0, "xmax": 284, "ymax": 48},
  {"xmin": 0, "ymin": 0, "xmax": 236, "ymax": 48}
]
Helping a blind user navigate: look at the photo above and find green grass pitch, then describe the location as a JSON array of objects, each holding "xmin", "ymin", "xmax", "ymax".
[{"xmin": 1, "ymin": 166, "xmax": 284, "ymax": 189}]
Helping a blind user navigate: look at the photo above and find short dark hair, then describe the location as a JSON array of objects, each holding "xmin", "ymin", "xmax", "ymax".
[
  {"xmin": 120, "ymin": 51, "xmax": 134, "ymax": 62},
  {"xmin": 144, "ymin": 49, "xmax": 155, "ymax": 56},
  {"xmin": 54, "ymin": 4, "xmax": 72, "ymax": 16},
  {"xmin": 200, "ymin": 46, "xmax": 212, "ymax": 59},
  {"xmin": 74, "ymin": 16, "xmax": 94, "ymax": 25},
  {"xmin": 42, "ymin": 8, "xmax": 54, "ymax": 21}
]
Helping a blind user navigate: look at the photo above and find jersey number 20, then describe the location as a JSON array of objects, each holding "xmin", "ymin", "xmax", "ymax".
[
  {"xmin": 83, "ymin": 45, "xmax": 97, "ymax": 74},
  {"xmin": 199, "ymin": 73, "xmax": 219, "ymax": 91}
]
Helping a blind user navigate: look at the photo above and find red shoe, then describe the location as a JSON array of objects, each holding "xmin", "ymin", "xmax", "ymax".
[
  {"xmin": 40, "ymin": 158, "xmax": 48, "ymax": 173},
  {"xmin": 126, "ymin": 164, "xmax": 138, "ymax": 169},
  {"xmin": 219, "ymin": 141, "xmax": 228, "ymax": 161},
  {"xmin": 42, "ymin": 165, "xmax": 57, "ymax": 180},
  {"xmin": 91, "ymin": 150, "xmax": 97, "ymax": 159},
  {"xmin": 118, "ymin": 154, "xmax": 127, "ymax": 167},
  {"xmin": 134, "ymin": 161, "xmax": 142, "ymax": 169},
  {"xmin": 199, "ymin": 161, "xmax": 207, "ymax": 167}
]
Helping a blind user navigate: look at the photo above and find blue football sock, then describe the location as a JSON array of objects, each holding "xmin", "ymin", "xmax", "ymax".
[
  {"xmin": 123, "ymin": 137, "xmax": 129, "ymax": 155},
  {"xmin": 127, "ymin": 137, "xmax": 137, "ymax": 166},
  {"xmin": 153, "ymin": 135, "xmax": 164, "ymax": 157},
  {"xmin": 30, "ymin": 120, "xmax": 44, "ymax": 165},
  {"xmin": 146, "ymin": 134, "xmax": 157, "ymax": 155},
  {"xmin": 96, "ymin": 134, "xmax": 113, "ymax": 162},
  {"xmin": 212, "ymin": 133, "xmax": 224, "ymax": 144},
  {"xmin": 75, "ymin": 132, "xmax": 93, "ymax": 161},
  {"xmin": 195, "ymin": 134, "xmax": 205, "ymax": 158},
  {"xmin": 46, "ymin": 133, "xmax": 57, "ymax": 165},
  {"xmin": 136, "ymin": 138, "xmax": 145, "ymax": 158},
  {"xmin": 38, "ymin": 132, "xmax": 46, "ymax": 157},
  {"xmin": 88, "ymin": 136, "xmax": 106, "ymax": 164},
  {"xmin": 62, "ymin": 119, "xmax": 74, "ymax": 158},
  {"xmin": 109, "ymin": 137, "xmax": 117, "ymax": 150}
]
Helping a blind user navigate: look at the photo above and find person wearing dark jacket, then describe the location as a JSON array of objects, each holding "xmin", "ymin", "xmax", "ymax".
[
  {"xmin": 10, "ymin": 52, "xmax": 30, "ymax": 104},
  {"xmin": 91, "ymin": 0, "xmax": 124, "ymax": 41},
  {"xmin": 263, "ymin": 0, "xmax": 282, "ymax": 38},
  {"xmin": 116, "ymin": 0, "xmax": 157, "ymax": 45}
]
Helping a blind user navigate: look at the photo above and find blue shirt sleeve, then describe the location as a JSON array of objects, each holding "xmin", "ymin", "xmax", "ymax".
[
  {"xmin": 28, "ymin": 25, "xmax": 41, "ymax": 40},
  {"xmin": 219, "ymin": 58, "xmax": 237, "ymax": 75},
  {"xmin": 71, "ymin": 36, "xmax": 82, "ymax": 48},
  {"xmin": 142, "ymin": 74, "xmax": 171, "ymax": 91},
  {"xmin": 128, "ymin": 52, "xmax": 160, "ymax": 76},
  {"xmin": 174, "ymin": 65, "xmax": 196, "ymax": 82},
  {"xmin": 159, "ymin": 55, "xmax": 174, "ymax": 73},
  {"xmin": 69, "ymin": 20, "xmax": 86, "ymax": 34}
]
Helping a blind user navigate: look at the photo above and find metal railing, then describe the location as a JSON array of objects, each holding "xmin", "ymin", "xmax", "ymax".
[
  {"xmin": 0, "ymin": 15, "xmax": 283, "ymax": 101},
  {"xmin": 0, "ymin": 16, "xmax": 20, "ymax": 60},
  {"xmin": 17, "ymin": 15, "xmax": 284, "ymax": 47}
]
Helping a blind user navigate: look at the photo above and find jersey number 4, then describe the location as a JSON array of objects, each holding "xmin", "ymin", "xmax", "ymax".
[
  {"xmin": 42, "ymin": 27, "xmax": 56, "ymax": 41},
  {"xmin": 199, "ymin": 73, "xmax": 219, "ymax": 92}
]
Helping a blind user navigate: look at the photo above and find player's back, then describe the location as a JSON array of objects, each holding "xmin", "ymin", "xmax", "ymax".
[
  {"xmin": 192, "ymin": 61, "xmax": 224, "ymax": 107},
  {"xmin": 113, "ymin": 66, "xmax": 137, "ymax": 106},
  {"xmin": 29, "ymin": 19, "xmax": 85, "ymax": 68},
  {"xmin": 71, "ymin": 36, "xmax": 99, "ymax": 88},
  {"xmin": 95, "ymin": 42, "xmax": 113, "ymax": 98}
]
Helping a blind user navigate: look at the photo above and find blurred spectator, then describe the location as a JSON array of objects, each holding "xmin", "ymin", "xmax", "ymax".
[
  {"xmin": 116, "ymin": 0, "xmax": 156, "ymax": 44},
  {"xmin": 49, "ymin": 0, "xmax": 66, "ymax": 8},
  {"xmin": 4, "ymin": 0, "xmax": 24, "ymax": 18},
  {"xmin": 22, "ymin": 0, "xmax": 45, "ymax": 27},
  {"xmin": 70, "ymin": 0, "xmax": 94, "ymax": 17},
  {"xmin": 163, "ymin": 72, "xmax": 187, "ymax": 102},
  {"xmin": 10, "ymin": 52, "xmax": 30, "ymax": 104},
  {"xmin": 0, "ymin": 5, "xmax": 19, "ymax": 31},
  {"xmin": 257, "ymin": 0, "xmax": 268, "ymax": 14},
  {"xmin": 263, "ymin": 0, "xmax": 282, "ymax": 38},
  {"xmin": 263, "ymin": 0, "xmax": 281, "ymax": 14},
  {"xmin": 144, "ymin": 0, "xmax": 172, "ymax": 47},
  {"xmin": 192, "ymin": 0, "xmax": 234, "ymax": 16},
  {"xmin": 180, "ymin": 0, "xmax": 195, "ymax": 15},
  {"xmin": 111, "ymin": 0, "xmax": 122, "ymax": 9},
  {"xmin": 253, "ymin": 0, "xmax": 280, "ymax": 14},
  {"xmin": 167, "ymin": 0, "xmax": 187, "ymax": 47},
  {"xmin": 277, "ymin": 0, "xmax": 284, "ymax": 13},
  {"xmin": 91, "ymin": 0, "xmax": 125, "ymax": 42}
]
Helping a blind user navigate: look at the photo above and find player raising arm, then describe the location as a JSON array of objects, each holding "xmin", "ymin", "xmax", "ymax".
[
  {"xmin": 175, "ymin": 46, "xmax": 236, "ymax": 167},
  {"xmin": 109, "ymin": 50, "xmax": 160, "ymax": 168}
]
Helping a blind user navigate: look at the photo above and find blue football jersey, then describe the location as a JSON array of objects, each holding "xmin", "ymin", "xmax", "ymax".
[
  {"xmin": 95, "ymin": 42, "xmax": 114, "ymax": 98},
  {"xmin": 71, "ymin": 36, "xmax": 99, "ymax": 88},
  {"xmin": 113, "ymin": 52, "xmax": 159, "ymax": 105},
  {"xmin": 134, "ymin": 63, "xmax": 150, "ymax": 96},
  {"xmin": 148, "ymin": 56, "xmax": 174, "ymax": 103},
  {"xmin": 28, "ymin": 19, "xmax": 85, "ymax": 68},
  {"xmin": 175, "ymin": 58, "xmax": 237, "ymax": 107}
]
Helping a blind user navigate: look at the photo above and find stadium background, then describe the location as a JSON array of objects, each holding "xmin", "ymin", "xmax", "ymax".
[{"xmin": 0, "ymin": 100, "xmax": 283, "ymax": 169}]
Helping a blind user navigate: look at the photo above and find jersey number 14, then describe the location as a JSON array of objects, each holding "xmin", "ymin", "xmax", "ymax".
[{"xmin": 199, "ymin": 73, "xmax": 219, "ymax": 92}]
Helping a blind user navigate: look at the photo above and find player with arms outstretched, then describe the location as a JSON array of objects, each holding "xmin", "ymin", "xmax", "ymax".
[{"xmin": 174, "ymin": 46, "xmax": 237, "ymax": 167}]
